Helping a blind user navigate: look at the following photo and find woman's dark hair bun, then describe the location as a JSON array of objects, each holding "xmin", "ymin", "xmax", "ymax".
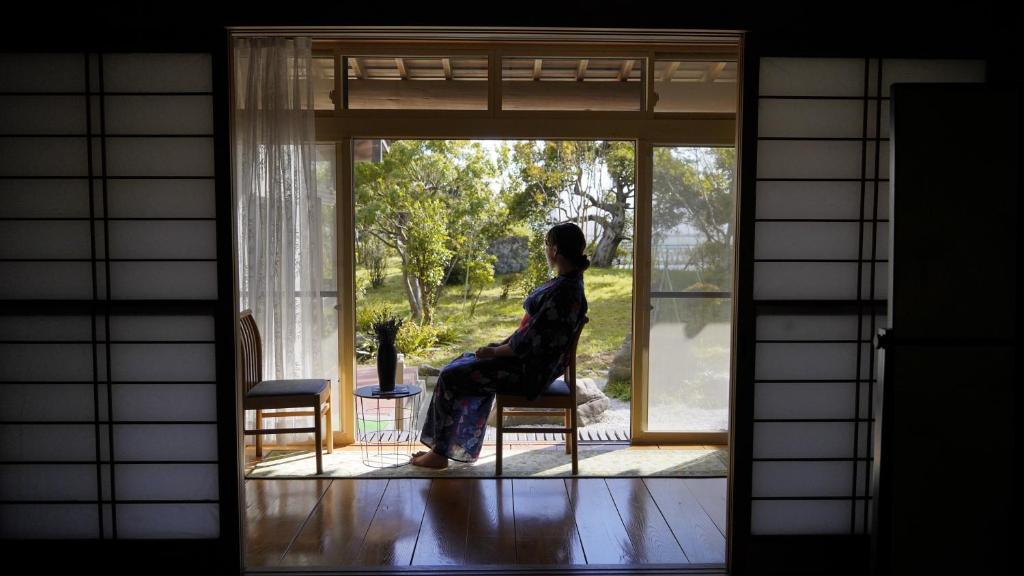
[{"xmin": 546, "ymin": 222, "xmax": 590, "ymax": 272}]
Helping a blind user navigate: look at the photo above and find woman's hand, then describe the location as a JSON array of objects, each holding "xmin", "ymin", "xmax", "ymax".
[{"xmin": 475, "ymin": 346, "xmax": 496, "ymax": 358}]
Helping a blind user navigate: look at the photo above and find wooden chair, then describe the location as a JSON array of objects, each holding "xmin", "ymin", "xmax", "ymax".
[
  {"xmin": 240, "ymin": 310, "xmax": 333, "ymax": 474},
  {"xmin": 496, "ymin": 316, "xmax": 588, "ymax": 476}
]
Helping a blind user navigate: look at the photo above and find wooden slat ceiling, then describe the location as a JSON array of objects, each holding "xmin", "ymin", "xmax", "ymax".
[{"xmin": 317, "ymin": 56, "xmax": 736, "ymax": 83}]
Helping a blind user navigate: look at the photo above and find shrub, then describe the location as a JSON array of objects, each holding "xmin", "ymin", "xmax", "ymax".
[
  {"xmin": 357, "ymin": 302, "xmax": 398, "ymax": 334},
  {"xmin": 604, "ymin": 378, "xmax": 632, "ymax": 401}
]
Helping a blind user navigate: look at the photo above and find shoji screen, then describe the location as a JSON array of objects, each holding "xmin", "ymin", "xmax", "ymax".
[
  {"xmin": 750, "ymin": 58, "xmax": 984, "ymax": 534},
  {"xmin": 0, "ymin": 53, "xmax": 221, "ymax": 539}
]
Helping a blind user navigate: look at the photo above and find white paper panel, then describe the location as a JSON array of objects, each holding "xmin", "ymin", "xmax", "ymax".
[
  {"xmin": 758, "ymin": 99, "xmax": 864, "ymax": 138},
  {"xmin": 104, "ymin": 95, "xmax": 214, "ymax": 135},
  {"xmin": 881, "ymin": 59, "xmax": 985, "ymax": 97},
  {"xmin": 0, "ymin": 179, "xmax": 90, "ymax": 218},
  {"xmin": 756, "ymin": 140, "xmax": 863, "ymax": 180},
  {"xmin": 0, "ymin": 504, "xmax": 99, "ymax": 538},
  {"xmin": 753, "ymin": 461, "xmax": 866, "ymax": 497},
  {"xmin": 756, "ymin": 181, "xmax": 861, "ymax": 220},
  {"xmin": 109, "ymin": 262, "xmax": 217, "ymax": 300},
  {"xmin": 113, "ymin": 384, "xmax": 217, "ymax": 421},
  {"xmin": 0, "ymin": 383, "xmax": 94, "ymax": 421},
  {"xmin": 113, "ymin": 424, "xmax": 218, "ymax": 461},
  {"xmin": 756, "ymin": 315, "xmax": 858, "ymax": 341},
  {"xmin": 866, "ymin": 99, "xmax": 890, "ymax": 139},
  {"xmin": 104, "ymin": 137, "xmax": 214, "ymax": 177},
  {"xmin": 0, "ymin": 53, "xmax": 85, "ymax": 93},
  {"xmin": 755, "ymin": 222, "xmax": 860, "ymax": 260},
  {"xmin": 0, "ymin": 424, "xmax": 95, "ymax": 461},
  {"xmin": 0, "ymin": 464, "xmax": 97, "ymax": 500},
  {"xmin": 0, "ymin": 315, "xmax": 91, "ymax": 340},
  {"xmin": 117, "ymin": 503, "xmax": 219, "ymax": 538},
  {"xmin": 863, "ymin": 222, "xmax": 888, "ymax": 257},
  {"xmin": 0, "ymin": 262, "xmax": 92, "ymax": 299},
  {"xmin": 870, "ymin": 182, "xmax": 890, "ymax": 220},
  {"xmin": 0, "ymin": 137, "xmax": 87, "ymax": 176},
  {"xmin": 865, "ymin": 140, "xmax": 890, "ymax": 179},
  {"xmin": 110, "ymin": 343, "xmax": 215, "ymax": 382},
  {"xmin": 755, "ymin": 381, "xmax": 855, "ymax": 419},
  {"xmin": 759, "ymin": 58, "xmax": 864, "ymax": 97},
  {"xmin": 105, "ymin": 178, "xmax": 215, "ymax": 218},
  {"xmin": 753, "ymin": 262, "xmax": 858, "ymax": 300},
  {"xmin": 109, "ymin": 315, "xmax": 214, "ymax": 341},
  {"xmin": 0, "ymin": 95, "xmax": 86, "ymax": 134},
  {"xmin": 107, "ymin": 221, "xmax": 216, "ymax": 259},
  {"xmin": 755, "ymin": 342, "xmax": 861, "ymax": 380},
  {"xmin": 751, "ymin": 500, "xmax": 851, "ymax": 534},
  {"xmin": 0, "ymin": 221, "xmax": 91, "ymax": 259},
  {"xmin": 102, "ymin": 54, "xmax": 213, "ymax": 93},
  {"xmin": 752, "ymin": 422, "xmax": 855, "ymax": 458},
  {"xmin": 115, "ymin": 463, "xmax": 219, "ymax": 500},
  {"xmin": 0, "ymin": 344, "xmax": 92, "ymax": 381},
  {"xmin": 860, "ymin": 262, "xmax": 888, "ymax": 299}
]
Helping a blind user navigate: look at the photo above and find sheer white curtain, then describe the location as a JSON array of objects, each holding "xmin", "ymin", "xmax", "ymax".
[{"xmin": 235, "ymin": 37, "xmax": 324, "ymax": 447}]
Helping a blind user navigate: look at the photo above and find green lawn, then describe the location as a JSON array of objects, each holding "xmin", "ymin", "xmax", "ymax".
[{"xmin": 357, "ymin": 258, "xmax": 633, "ymax": 377}]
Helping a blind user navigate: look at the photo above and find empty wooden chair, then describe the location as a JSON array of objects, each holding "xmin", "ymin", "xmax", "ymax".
[
  {"xmin": 495, "ymin": 316, "xmax": 588, "ymax": 476},
  {"xmin": 240, "ymin": 310, "xmax": 333, "ymax": 474}
]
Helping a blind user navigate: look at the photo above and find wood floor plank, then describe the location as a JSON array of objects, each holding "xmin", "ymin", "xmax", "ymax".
[
  {"xmin": 465, "ymin": 479, "xmax": 517, "ymax": 566},
  {"xmin": 604, "ymin": 478, "xmax": 689, "ymax": 564},
  {"xmin": 644, "ymin": 478, "xmax": 725, "ymax": 565},
  {"xmin": 564, "ymin": 478, "xmax": 636, "ymax": 564},
  {"xmin": 280, "ymin": 478, "xmax": 388, "ymax": 566},
  {"xmin": 513, "ymin": 478, "xmax": 586, "ymax": 565},
  {"xmin": 244, "ymin": 479, "xmax": 332, "ymax": 567},
  {"xmin": 411, "ymin": 479, "xmax": 473, "ymax": 566},
  {"xmin": 356, "ymin": 479, "xmax": 432, "ymax": 566},
  {"xmin": 684, "ymin": 478, "xmax": 727, "ymax": 537}
]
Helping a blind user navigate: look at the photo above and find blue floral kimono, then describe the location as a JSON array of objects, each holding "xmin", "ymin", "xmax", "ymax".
[{"xmin": 419, "ymin": 269, "xmax": 588, "ymax": 462}]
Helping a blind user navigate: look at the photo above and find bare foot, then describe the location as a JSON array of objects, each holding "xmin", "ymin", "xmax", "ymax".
[
  {"xmin": 411, "ymin": 450, "xmax": 448, "ymax": 469},
  {"xmin": 412, "ymin": 450, "xmax": 429, "ymax": 459}
]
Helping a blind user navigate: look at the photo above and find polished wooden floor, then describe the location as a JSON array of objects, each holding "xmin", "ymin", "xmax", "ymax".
[{"xmin": 245, "ymin": 477, "xmax": 726, "ymax": 568}]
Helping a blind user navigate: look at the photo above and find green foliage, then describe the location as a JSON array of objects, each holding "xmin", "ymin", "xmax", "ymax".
[
  {"xmin": 604, "ymin": 378, "xmax": 632, "ymax": 401},
  {"xmin": 355, "ymin": 269, "xmax": 371, "ymax": 300},
  {"xmin": 515, "ymin": 230, "xmax": 553, "ymax": 298},
  {"xmin": 356, "ymin": 302, "xmax": 398, "ymax": 334},
  {"xmin": 499, "ymin": 272, "xmax": 519, "ymax": 300},
  {"xmin": 360, "ymin": 237, "xmax": 388, "ymax": 288},
  {"xmin": 395, "ymin": 321, "xmax": 460, "ymax": 355}
]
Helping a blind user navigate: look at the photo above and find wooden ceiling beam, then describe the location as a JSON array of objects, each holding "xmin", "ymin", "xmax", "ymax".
[
  {"xmin": 702, "ymin": 62, "xmax": 727, "ymax": 83},
  {"xmin": 661, "ymin": 61, "xmax": 681, "ymax": 82},
  {"xmin": 442, "ymin": 57, "xmax": 453, "ymax": 80},
  {"xmin": 576, "ymin": 59, "xmax": 589, "ymax": 81},
  {"xmin": 350, "ymin": 57, "xmax": 364, "ymax": 80},
  {"xmin": 533, "ymin": 58, "xmax": 543, "ymax": 81},
  {"xmin": 617, "ymin": 59, "xmax": 635, "ymax": 81},
  {"xmin": 395, "ymin": 57, "xmax": 408, "ymax": 79}
]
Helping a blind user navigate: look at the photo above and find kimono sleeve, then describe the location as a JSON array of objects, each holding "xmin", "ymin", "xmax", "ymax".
[{"xmin": 508, "ymin": 285, "xmax": 580, "ymax": 360}]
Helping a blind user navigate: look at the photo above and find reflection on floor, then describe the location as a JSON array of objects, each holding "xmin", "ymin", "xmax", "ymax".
[
  {"xmin": 245, "ymin": 476, "xmax": 726, "ymax": 568},
  {"xmin": 244, "ymin": 443, "xmax": 728, "ymax": 478}
]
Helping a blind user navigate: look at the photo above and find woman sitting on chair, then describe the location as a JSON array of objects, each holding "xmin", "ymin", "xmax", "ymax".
[{"xmin": 412, "ymin": 222, "xmax": 590, "ymax": 469}]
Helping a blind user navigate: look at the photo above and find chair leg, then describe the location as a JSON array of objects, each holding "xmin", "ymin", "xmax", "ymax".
[
  {"xmin": 564, "ymin": 410, "xmax": 571, "ymax": 454},
  {"xmin": 326, "ymin": 397, "xmax": 334, "ymax": 454},
  {"xmin": 570, "ymin": 405, "xmax": 579, "ymax": 476},
  {"xmin": 314, "ymin": 401, "xmax": 323, "ymax": 475},
  {"xmin": 495, "ymin": 399, "xmax": 503, "ymax": 476},
  {"xmin": 255, "ymin": 409, "xmax": 263, "ymax": 458}
]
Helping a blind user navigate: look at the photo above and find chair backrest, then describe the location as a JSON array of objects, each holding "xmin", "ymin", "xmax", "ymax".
[
  {"xmin": 562, "ymin": 315, "xmax": 589, "ymax": 382},
  {"xmin": 239, "ymin": 310, "xmax": 262, "ymax": 394}
]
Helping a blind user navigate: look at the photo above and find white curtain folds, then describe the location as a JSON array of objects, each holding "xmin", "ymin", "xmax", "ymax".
[{"xmin": 235, "ymin": 37, "xmax": 324, "ymax": 446}]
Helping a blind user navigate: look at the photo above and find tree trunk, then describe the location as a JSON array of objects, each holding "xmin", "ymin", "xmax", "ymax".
[
  {"xmin": 401, "ymin": 268, "xmax": 423, "ymax": 323},
  {"xmin": 591, "ymin": 209, "xmax": 626, "ymax": 268}
]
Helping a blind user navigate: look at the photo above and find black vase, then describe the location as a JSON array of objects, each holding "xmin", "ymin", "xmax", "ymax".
[{"xmin": 376, "ymin": 339, "xmax": 397, "ymax": 393}]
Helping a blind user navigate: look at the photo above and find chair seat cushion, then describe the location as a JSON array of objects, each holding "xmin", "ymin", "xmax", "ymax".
[
  {"xmin": 248, "ymin": 379, "xmax": 328, "ymax": 397},
  {"xmin": 544, "ymin": 377, "xmax": 571, "ymax": 396}
]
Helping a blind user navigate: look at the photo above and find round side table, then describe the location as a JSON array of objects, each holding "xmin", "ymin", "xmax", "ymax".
[{"xmin": 354, "ymin": 384, "xmax": 424, "ymax": 468}]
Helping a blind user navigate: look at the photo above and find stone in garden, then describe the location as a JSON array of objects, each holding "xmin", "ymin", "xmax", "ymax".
[
  {"xmin": 487, "ymin": 235, "xmax": 529, "ymax": 274},
  {"xmin": 606, "ymin": 332, "xmax": 632, "ymax": 384}
]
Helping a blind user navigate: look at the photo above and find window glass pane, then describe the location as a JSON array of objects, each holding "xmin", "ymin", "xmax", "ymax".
[
  {"xmin": 312, "ymin": 55, "xmax": 336, "ymax": 110},
  {"xmin": 648, "ymin": 297, "xmax": 731, "ymax": 432},
  {"xmin": 501, "ymin": 57, "xmax": 643, "ymax": 111},
  {"xmin": 653, "ymin": 59, "xmax": 737, "ymax": 113},
  {"xmin": 346, "ymin": 56, "xmax": 488, "ymax": 110},
  {"xmin": 651, "ymin": 147, "xmax": 736, "ymax": 293}
]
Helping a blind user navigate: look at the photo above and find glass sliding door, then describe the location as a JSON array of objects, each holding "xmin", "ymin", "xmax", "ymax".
[{"xmin": 646, "ymin": 146, "xmax": 736, "ymax": 434}]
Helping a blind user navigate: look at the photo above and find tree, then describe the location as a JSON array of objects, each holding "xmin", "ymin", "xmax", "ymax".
[
  {"xmin": 503, "ymin": 140, "xmax": 635, "ymax": 269},
  {"xmin": 355, "ymin": 140, "xmax": 504, "ymax": 324}
]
